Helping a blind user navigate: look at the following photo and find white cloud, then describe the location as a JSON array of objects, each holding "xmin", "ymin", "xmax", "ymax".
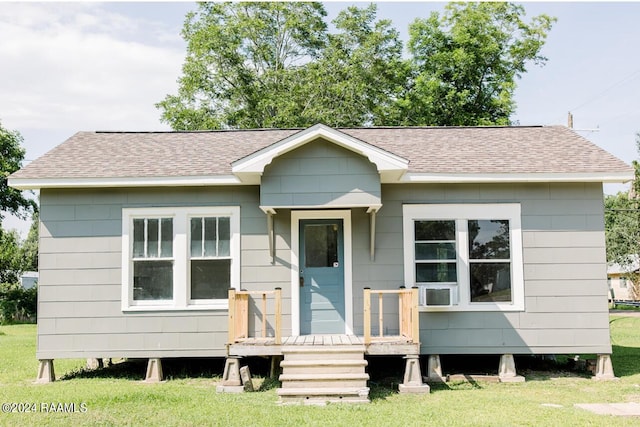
[{"xmin": 0, "ymin": 2, "xmax": 186, "ymax": 132}]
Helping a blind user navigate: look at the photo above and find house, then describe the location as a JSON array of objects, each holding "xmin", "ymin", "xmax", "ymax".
[
  {"xmin": 20, "ymin": 271, "xmax": 38, "ymax": 290},
  {"xmin": 607, "ymin": 257, "xmax": 639, "ymax": 301},
  {"xmin": 9, "ymin": 124, "xmax": 631, "ymax": 401}
]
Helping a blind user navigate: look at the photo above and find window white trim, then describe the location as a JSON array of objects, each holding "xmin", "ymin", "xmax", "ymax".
[
  {"xmin": 122, "ymin": 206, "xmax": 240, "ymax": 311},
  {"xmin": 403, "ymin": 203, "xmax": 524, "ymax": 312},
  {"xmin": 291, "ymin": 210, "xmax": 353, "ymax": 336}
]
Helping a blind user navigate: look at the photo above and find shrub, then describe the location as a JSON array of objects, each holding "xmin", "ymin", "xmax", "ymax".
[{"xmin": 0, "ymin": 283, "xmax": 37, "ymax": 324}]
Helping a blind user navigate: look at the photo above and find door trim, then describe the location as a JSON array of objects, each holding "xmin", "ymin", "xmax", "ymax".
[{"xmin": 291, "ymin": 210, "xmax": 353, "ymax": 336}]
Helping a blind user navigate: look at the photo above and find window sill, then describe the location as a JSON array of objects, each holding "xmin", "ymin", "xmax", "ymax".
[
  {"xmin": 418, "ymin": 303, "xmax": 524, "ymax": 313},
  {"xmin": 122, "ymin": 303, "xmax": 229, "ymax": 312}
]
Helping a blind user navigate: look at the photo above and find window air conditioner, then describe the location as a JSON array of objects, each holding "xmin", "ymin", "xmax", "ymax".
[{"xmin": 420, "ymin": 286, "xmax": 453, "ymax": 307}]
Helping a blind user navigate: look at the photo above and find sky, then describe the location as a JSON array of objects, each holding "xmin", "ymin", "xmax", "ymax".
[{"xmin": 2, "ymin": 1, "xmax": 640, "ymax": 236}]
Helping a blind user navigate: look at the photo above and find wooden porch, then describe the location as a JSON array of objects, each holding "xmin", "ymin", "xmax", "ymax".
[
  {"xmin": 221, "ymin": 287, "xmax": 428, "ymax": 401},
  {"xmin": 226, "ymin": 287, "xmax": 421, "ymax": 356}
]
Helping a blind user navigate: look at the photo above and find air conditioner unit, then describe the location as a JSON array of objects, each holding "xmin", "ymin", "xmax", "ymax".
[{"xmin": 420, "ymin": 286, "xmax": 454, "ymax": 307}]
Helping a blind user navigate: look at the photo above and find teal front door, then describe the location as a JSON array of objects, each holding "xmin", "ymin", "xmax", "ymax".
[{"xmin": 299, "ymin": 219, "xmax": 345, "ymax": 334}]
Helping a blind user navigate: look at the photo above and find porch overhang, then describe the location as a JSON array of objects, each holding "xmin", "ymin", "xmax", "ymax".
[{"xmin": 231, "ymin": 124, "xmax": 409, "ymax": 185}]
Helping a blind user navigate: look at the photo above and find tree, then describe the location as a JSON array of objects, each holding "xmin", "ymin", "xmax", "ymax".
[
  {"xmin": 302, "ymin": 4, "xmax": 407, "ymax": 127},
  {"xmin": 159, "ymin": 2, "xmax": 555, "ymax": 129},
  {"xmin": 604, "ymin": 133, "xmax": 640, "ymax": 299},
  {"xmin": 0, "ymin": 229, "xmax": 22, "ymax": 284},
  {"xmin": 1, "ymin": 121, "xmax": 36, "ymax": 219},
  {"xmin": 19, "ymin": 211, "xmax": 38, "ymax": 272},
  {"xmin": 157, "ymin": 2, "xmax": 328, "ymax": 130},
  {"xmin": 398, "ymin": 2, "xmax": 555, "ymax": 126}
]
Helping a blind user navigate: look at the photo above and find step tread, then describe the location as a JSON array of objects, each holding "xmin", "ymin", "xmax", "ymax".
[
  {"xmin": 281, "ymin": 360, "xmax": 368, "ymax": 367},
  {"xmin": 280, "ymin": 373, "xmax": 370, "ymax": 381},
  {"xmin": 282, "ymin": 345, "xmax": 366, "ymax": 353},
  {"xmin": 277, "ymin": 387, "xmax": 370, "ymax": 396}
]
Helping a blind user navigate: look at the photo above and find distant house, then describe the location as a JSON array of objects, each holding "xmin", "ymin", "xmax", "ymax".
[
  {"xmin": 607, "ymin": 258, "xmax": 639, "ymax": 301},
  {"xmin": 20, "ymin": 271, "xmax": 38, "ymax": 290},
  {"xmin": 9, "ymin": 124, "xmax": 629, "ymax": 399}
]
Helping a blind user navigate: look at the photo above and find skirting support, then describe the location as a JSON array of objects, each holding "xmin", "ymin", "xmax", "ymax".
[
  {"xmin": 427, "ymin": 354, "xmax": 445, "ymax": 382},
  {"xmin": 270, "ymin": 355, "xmax": 283, "ymax": 379},
  {"xmin": 498, "ymin": 354, "xmax": 525, "ymax": 383},
  {"xmin": 398, "ymin": 355, "xmax": 430, "ymax": 394},
  {"xmin": 593, "ymin": 354, "xmax": 618, "ymax": 381},
  {"xmin": 86, "ymin": 358, "xmax": 104, "ymax": 370},
  {"xmin": 35, "ymin": 359, "xmax": 55, "ymax": 384},
  {"xmin": 217, "ymin": 356, "xmax": 244, "ymax": 393},
  {"xmin": 144, "ymin": 358, "xmax": 164, "ymax": 383}
]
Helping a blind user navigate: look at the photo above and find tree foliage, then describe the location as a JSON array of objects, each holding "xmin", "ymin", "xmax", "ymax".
[
  {"xmin": 604, "ymin": 133, "xmax": 640, "ymax": 299},
  {"xmin": 400, "ymin": 2, "xmax": 555, "ymax": 126},
  {"xmin": 1, "ymin": 121, "xmax": 36, "ymax": 220},
  {"xmin": 158, "ymin": 2, "xmax": 554, "ymax": 129}
]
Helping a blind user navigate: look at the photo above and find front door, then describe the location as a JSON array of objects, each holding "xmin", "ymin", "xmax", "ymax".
[{"xmin": 299, "ymin": 219, "xmax": 345, "ymax": 334}]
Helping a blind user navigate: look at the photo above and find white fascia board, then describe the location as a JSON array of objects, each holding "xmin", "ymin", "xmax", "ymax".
[
  {"xmin": 232, "ymin": 123, "xmax": 409, "ymax": 177},
  {"xmin": 8, "ymin": 175, "xmax": 243, "ymax": 190},
  {"xmin": 400, "ymin": 171, "xmax": 635, "ymax": 184}
]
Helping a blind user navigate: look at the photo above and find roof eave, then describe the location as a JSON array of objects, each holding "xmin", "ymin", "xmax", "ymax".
[
  {"xmin": 400, "ymin": 171, "xmax": 635, "ymax": 184},
  {"xmin": 7, "ymin": 175, "xmax": 244, "ymax": 190},
  {"xmin": 10, "ymin": 170, "xmax": 632, "ymax": 190}
]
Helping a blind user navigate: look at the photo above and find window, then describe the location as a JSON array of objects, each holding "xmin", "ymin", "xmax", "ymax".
[
  {"xmin": 132, "ymin": 218, "xmax": 174, "ymax": 301},
  {"xmin": 122, "ymin": 207, "xmax": 240, "ymax": 311},
  {"xmin": 403, "ymin": 204, "xmax": 524, "ymax": 311},
  {"xmin": 190, "ymin": 217, "xmax": 231, "ymax": 302},
  {"xmin": 620, "ymin": 277, "xmax": 628, "ymax": 288}
]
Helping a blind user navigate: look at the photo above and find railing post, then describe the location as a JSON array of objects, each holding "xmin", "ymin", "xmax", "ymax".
[
  {"xmin": 411, "ymin": 287, "xmax": 420, "ymax": 344},
  {"xmin": 378, "ymin": 292, "xmax": 384, "ymax": 337},
  {"xmin": 274, "ymin": 288, "xmax": 282, "ymax": 345},
  {"xmin": 261, "ymin": 293, "xmax": 267, "ymax": 338},
  {"xmin": 228, "ymin": 288, "xmax": 236, "ymax": 343},
  {"xmin": 363, "ymin": 288, "xmax": 371, "ymax": 345},
  {"xmin": 398, "ymin": 286, "xmax": 407, "ymax": 338}
]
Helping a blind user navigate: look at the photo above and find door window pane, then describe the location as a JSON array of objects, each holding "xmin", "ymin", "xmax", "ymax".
[{"xmin": 304, "ymin": 224, "xmax": 338, "ymax": 268}]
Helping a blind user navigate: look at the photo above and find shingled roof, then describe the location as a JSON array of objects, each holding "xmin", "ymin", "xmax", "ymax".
[{"xmin": 8, "ymin": 125, "xmax": 633, "ymax": 189}]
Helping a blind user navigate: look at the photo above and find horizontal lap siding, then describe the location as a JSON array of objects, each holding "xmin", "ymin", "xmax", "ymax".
[
  {"xmin": 37, "ymin": 187, "xmax": 287, "ymax": 359},
  {"xmin": 372, "ymin": 183, "xmax": 611, "ymax": 355},
  {"xmin": 260, "ymin": 139, "xmax": 381, "ymax": 208}
]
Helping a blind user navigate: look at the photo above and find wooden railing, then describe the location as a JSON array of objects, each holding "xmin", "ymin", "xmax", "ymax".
[
  {"xmin": 363, "ymin": 287, "xmax": 419, "ymax": 345},
  {"xmin": 228, "ymin": 288, "xmax": 282, "ymax": 345}
]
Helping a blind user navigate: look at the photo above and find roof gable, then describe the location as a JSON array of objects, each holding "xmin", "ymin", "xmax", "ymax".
[{"xmin": 231, "ymin": 124, "xmax": 409, "ymax": 184}]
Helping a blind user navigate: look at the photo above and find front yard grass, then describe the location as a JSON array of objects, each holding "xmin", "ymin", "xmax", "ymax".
[{"xmin": 1, "ymin": 318, "xmax": 640, "ymax": 426}]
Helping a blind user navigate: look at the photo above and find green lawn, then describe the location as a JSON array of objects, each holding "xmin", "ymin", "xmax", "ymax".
[{"xmin": 1, "ymin": 318, "xmax": 640, "ymax": 426}]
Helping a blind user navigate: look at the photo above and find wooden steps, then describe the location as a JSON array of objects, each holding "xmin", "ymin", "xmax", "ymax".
[{"xmin": 277, "ymin": 345, "xmax": 370, "ymax": 405}]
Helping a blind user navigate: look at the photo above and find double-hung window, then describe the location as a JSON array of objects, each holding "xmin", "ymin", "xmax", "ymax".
[
  {"xmin": 403, "ymin": 204, "xmax": 524, "ymax": 312},
  {"xmin": 122, "ymin": 206, "xmax": 240, "ymax": 311},
  {"xmin": 190, "ymin": 216, "xmax": 231, "ymax": 302}
]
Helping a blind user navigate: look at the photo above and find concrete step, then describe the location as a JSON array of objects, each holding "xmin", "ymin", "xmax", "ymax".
[
  {"xmin": 279, "ymin": 373, "xmax": 369, "ymax": 389},
  {"xmin": 280, "ymin": 360, "xmax": 368, "ymax": 375},
  {"xmin": 281, "ymin": 346, "xmax": 366, "ymax": 361},
  {"xmin": 277, "ymin": 387, "xmax": 370, "ymax": 405},
  {"xmin": 277, "ymin": 343, "xmax": 370, "ymax": 404}
]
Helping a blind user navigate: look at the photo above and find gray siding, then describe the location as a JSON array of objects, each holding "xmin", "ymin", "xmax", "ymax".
[
  {"xmin": 349, "ymin": 182, "xmax": 611, "ymax": 354},
  {"xmin": 38, "ymin": 181, "xmax": 611, "ymax": 359},
  {"xmin": 37, "ymin": 187, "xmax": 291, "ymax": 359},
  {"xmin": 260, "ymin": 138, "xmax": 381, "ymax": 208}
]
